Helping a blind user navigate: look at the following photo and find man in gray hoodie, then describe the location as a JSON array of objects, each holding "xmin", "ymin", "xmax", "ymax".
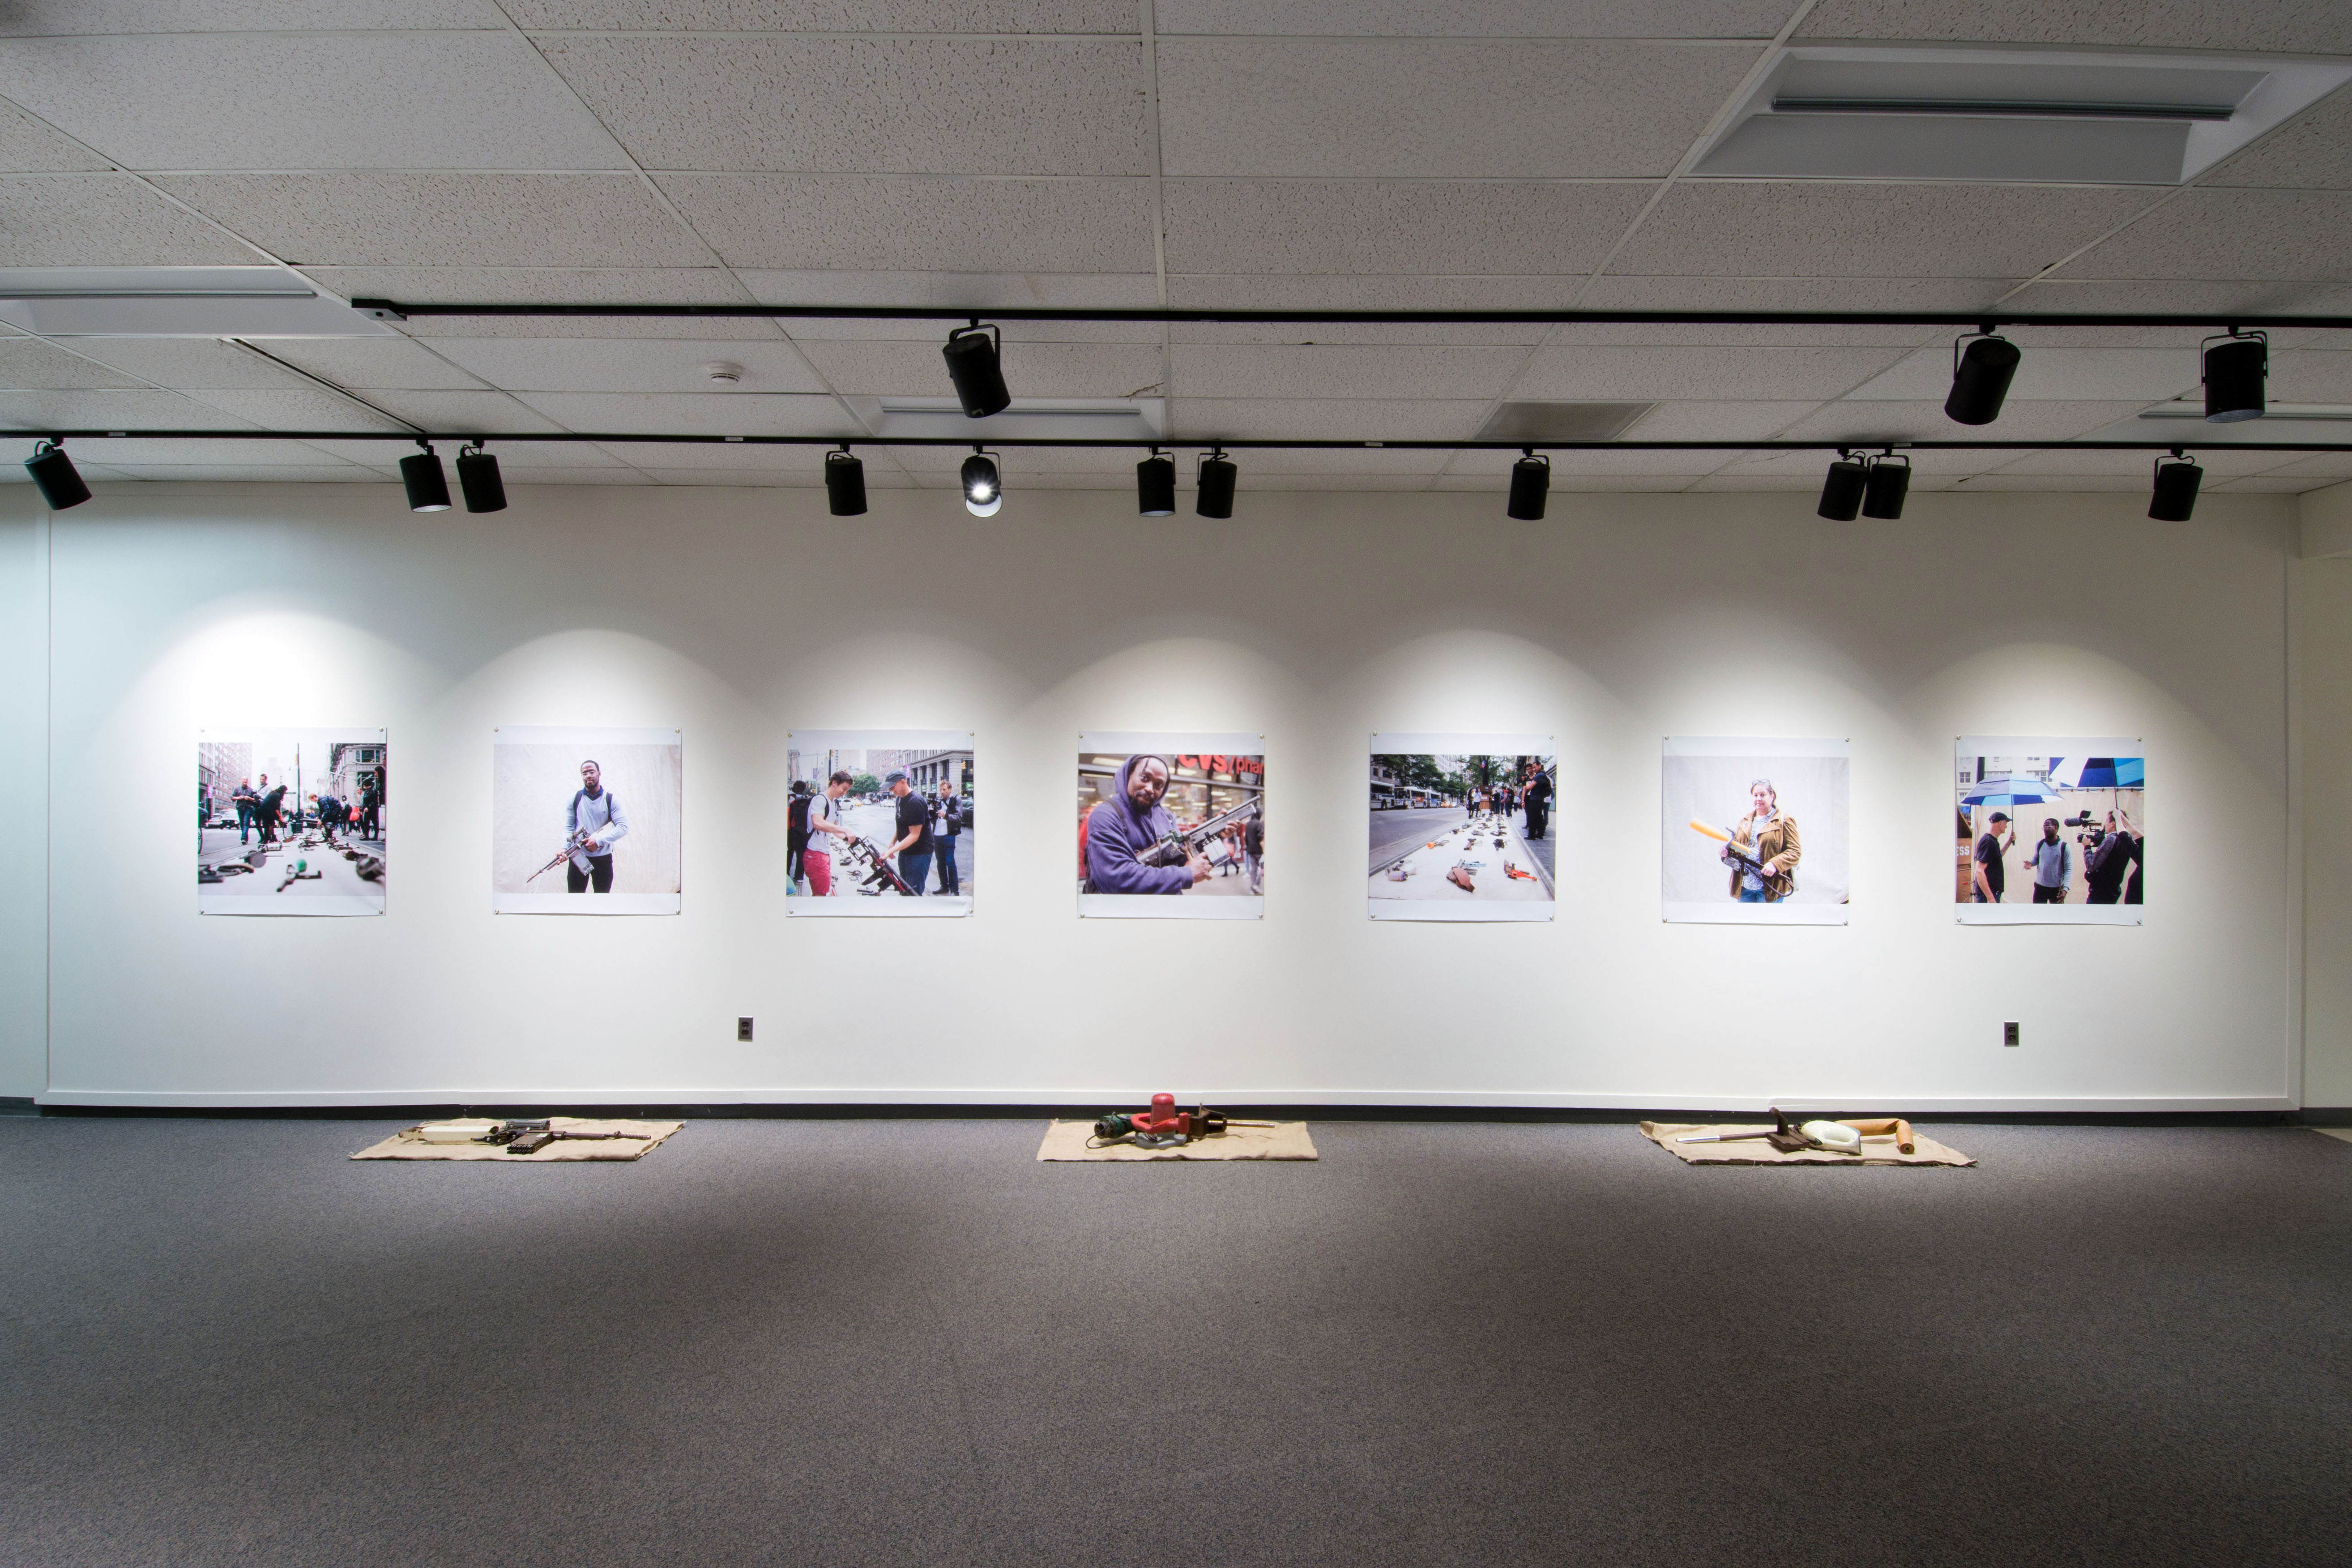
[{"xmin": 1084, "ymin": 754, "xmax": 1211, "ymax": 894}]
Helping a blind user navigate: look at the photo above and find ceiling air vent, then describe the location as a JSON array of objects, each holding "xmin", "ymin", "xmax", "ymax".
[
  {"xmin": 1475, "ymin": 402, "xmax": 1655, "ymax": 442},
  {"xmin": 1690, "ymin": 45, "xmax": 2352, "ymax": 184}
]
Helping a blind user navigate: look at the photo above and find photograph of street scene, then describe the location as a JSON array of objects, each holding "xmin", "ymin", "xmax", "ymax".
[
  {"xmin": 786, "ymin": 732, "xmax": 972, "ymax": 917},
  {"xmin": 1662, "ymin": 738, "xmax": 1849, "ymax": 925},
  {"xmin": 492, "ymin": 727, "xmax": 681, "ymax": 915},
  {"xmin": 198, "ymin": 729, "xmax": 386, "ymax": 916},
  {"xmin": 1368, "ymin": 741, "xmax": 1555, "ymax": 922},
  {"xmin": 1078, "ymin": 738, "xmax": 1263, "ymax": 919},
  {"xmin": 1956, "ymin": 739, "xmax": 2143, "ymax": 925}
]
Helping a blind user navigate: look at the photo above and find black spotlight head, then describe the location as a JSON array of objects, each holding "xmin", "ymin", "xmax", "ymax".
[
  {"xmin": 400, "ymin": 441, "xmax": 451, "ymax": 512},
  {"xmin": 2203, "ymin": 332, "xmax": 2267, "ymax": 423},
  {"xmin": 455, "ymin": 444, "xmax": 506, "ymax": 513},
  {"xmin": 961, "ymin": 449, "xmax": 1002, "ymax": 517},
  {"xmin": 1944, "ymin": 333, "xmax": 2021, "ymax": 426},
  {"xmin": 825, "ymin": 447, "xmax": 868, "ymax": 517},
  {"xmin": 1195, "ymin": 450, "xmax": 1237, "ymax": 518},
  {"xmin": 1137, "ymin": 451, "xmax": 1175, "ymax": 516},
  {"xmin": 1817, "ymin": 454, "xmax": 1868, "ymax": 521},
  {"xmin": 1861, "ymin": 453, "xmax": 1911, "ymax": 519},
  {"xmin": 1506, "ymin": 452, "xmax": 1550, "ymax": 520},
  {"xmin": 942, "ymin": 323, "xmax": 1012, "ymax": 419},
  {"xmin": 23, "ymin": 440, "xmax": 90, "ymax": 510},
  {"xmin": 2149, "ymin": 453, "xmax": 2203, "ymax": 521}
]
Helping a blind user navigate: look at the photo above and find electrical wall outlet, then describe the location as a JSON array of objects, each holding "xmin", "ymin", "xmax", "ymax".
[
  {"xmin": 2003, "ymin": 1021, "xmax": 2020, "ymax": 1047},
  {"xmin": 737, "ymin": 1017, "xmax": 754, "ymax": 1042}
]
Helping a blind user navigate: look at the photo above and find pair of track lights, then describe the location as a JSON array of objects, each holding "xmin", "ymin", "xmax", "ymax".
[
  {"xmin": 1942, "ymin": 326, "xmax": 2267, "ymax": 427},
  {"xmin": 400, "ymin": 439, "xmax": 506, "ymax": 513},
  {"xmin": 820, "ymin": 444, "xmax": 1002, "ymax": 517},
  {"xmin": 1136, "ymin": 449, "xmax": 1239, "ymax": 518}
]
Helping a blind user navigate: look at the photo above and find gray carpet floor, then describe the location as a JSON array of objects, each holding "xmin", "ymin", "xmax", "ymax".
[{"xmin": 1, "ymin": 1118, "xmax": 2347, "ymax": 1567}]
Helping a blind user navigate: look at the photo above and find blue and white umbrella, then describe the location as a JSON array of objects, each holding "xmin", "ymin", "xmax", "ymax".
[
  {"xmin": 2046, "ymin": 756, "xmax": 2145, "ymax": 790},
  {"xmin": 1961, "ymin": 776, "xmax": 2058, "ymax": 807}
]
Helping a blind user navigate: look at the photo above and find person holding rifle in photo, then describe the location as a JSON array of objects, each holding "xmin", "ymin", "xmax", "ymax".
[
  {"xmin": 1084, "ymin": 754, "xmax": 1211, "ymax": 894},
  {"xmin": 563, "ymin": 759, "xmax": 629, "ymax": 894},
  {"xmin": 1723, "ymin": 778, "xmax": 1801, "ymax": 903},
  {"xmin": 879, "ymin": 771, "xmax": 931, "ymax": 895}
]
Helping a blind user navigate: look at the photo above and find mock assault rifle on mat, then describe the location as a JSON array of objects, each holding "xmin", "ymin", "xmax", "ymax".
[
  {"xmin": 526, "ymin": 829, "xmax": 592, "ymax": 884},
  {"xmin": 839, "ymin": 835, "xmax": 915, "ymax": 896},
  {"xmin": 482, "ymin": 1120, "xmax": 641, "ymax": 1155},
  {"xmin": 1136, "ymin": 797, "xmax": 1261, "ymax": 869},
  {"xmin": 1673, "ymin": 1107, "xmax": 1919, "ymax": 1155}
]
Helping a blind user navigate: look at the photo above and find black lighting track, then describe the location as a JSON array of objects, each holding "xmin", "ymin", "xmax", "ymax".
[
  {"xmin": 350, "ymin": 299, "xmax": 2352, "ymax": 330},
  {"xmin": 12, "ymin": 431, "xmax": 2352, "ymax": 453}
]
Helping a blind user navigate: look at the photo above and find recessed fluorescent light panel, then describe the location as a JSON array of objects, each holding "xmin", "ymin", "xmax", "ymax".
[
  {"xmin": 0, "ymin": 267, "xmax": 396, "ymax": 337},
  {"xmin": 846, "ymin": 396, "xmax": 1166, "ymax": 443},
  {"xmin": 1690, "ymin": 45, "xmax": 2352, "ymax": 184},
  {"xmin": 1474, "ymin": 402, "xmax": 1656, "ymax": 442}
]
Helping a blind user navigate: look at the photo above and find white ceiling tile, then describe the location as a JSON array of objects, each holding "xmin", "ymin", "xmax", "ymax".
[
  {"xmin": 1170, "ymin": 397, "xmax": 1490, "ymax": 440},
  {"xmin": 1157, "ymin": 1, "xmax": 1791, "ymax": 36},
  {"xmin": 512, "ymin": 390, "xmax": 861, "ymax": 436},
  {"xmin": 295, "ymin": 434, "xmax": 608, "ymax": 467},
  {"xmin": 1170, "ymin": 321, "xmax": 1550, "ymax": 346},
  {"xmin": 1543, "ymin": 321, "xmax": 1943, "ymax": 348},
  {"xmin": 740, "ymin": 269, "xmax": 1160, "ymax": 311},
  {"xmin": 2210, "ymin": 474, "xmax": 2352, "ymax": 493},
  {"xmin": 508, "ymin": 2, "xmax": 1129, "ymax": 28},
  {"xmin": 1944, "ymin": 473, "xmax": 2168, "ymax": 492},
  {"xmin": 1844, "ymin": 345, "xmax": 2202, "ymax": 402},
  {"xmin": 1774, "ymin": 399, "xmax": 2153, "ymax": 443},
  {"xmin": 1985, "ymin": 446, "xmax": 2292, "ymax": 478},
  {"xmin": 1797, "ymin": 0, "xmax": 2352, "ymax": 54},
  {"xmin": 0, "ymin": 387, "xmax": 259, "ymax": 427},
  {"xmin": 1161, "ymin": 181, "xmax": 1652, "ymax": 276},
  {"xmin": 64, "ymin": 338, "xmax": 316, "ymax": 390},
  {"xmin": 2204, "ymin": 86, "xmax": 2352, "ymax": 191},
  {"xmin": 2217, "ymin": 454, "xmax": 2352, "ymax": 485},
  {"xmin": 258, "ymin": 338, "xmax": 489, "ymax": 392},
  {"xmin": 789, "ymin": 316, "xmax": 1162, "ymax": 345},
  {"xmin": 1579, "ymin": 275, "xmax": 2014, "ymax": 312},
  {"xmin": 1229, "ymin": 473, "xmax": 1434, "ymax": 490},
  {"xmin": 1159, "ymin": 40, "xmax": 1755, "ymax": 179},
  {"xmin": 0, "ymin": 100, "xmax": 107, "ymax": 173},
  {"xmin": 63, "ymin": 436, "xmax": 359, "ymax": 466},
  {"xmin": 541, "ymin": 37, "xmax": 1148, "ymax": 175},
  {"xmin": 1619, "ymin": 401, "xmax": 1823, "ymax": 440},
  {"xmin": 600, "ymin": 441, "xmax": 828, "ymax": 470},
  {"xmin": 2061, "ymin": 190, "xmax": 2352, "ymax": 283},
  {"xmin": 90, "ymin": 465, "xmax": 391, "ymax": 483},
  {"xmin": 2261, "ymin": 352, "xmax": 2352, "ymax": 403},
  {"xmin": 659, "ymin": 175, "xmax": 1156, "ymax": 272},
  {"xmin": 495, "ymin": 466, "xmax": 658, "ymax": 484},
  {"xmin": 1516, "ymin": 344, "xmax": 1903, "ymax": 401},
  {"xmin": 298, "ymin": 265, "xmax": 753, "ymax": 312},
  {"xmin": 800, "ymin": 338, "xmax": 1161, "ymax": 397},
  {"xmin": 2002, "ymin": 277, "xmax": 2352, "ymax": 317},
  {"xmin": 0, "ymin": 35, "xmax": 624, "ymax": 172},
  {"xmin": 1434, "ymin": 472, "xmax": 1703, "ymax": 491},
  {"xmin": 358, "ymin": 390, "xmax": 573, "ymax": 433},
  {"xmin": 645, "ymin": 469, "xmax": 831, "ymax": 486},
  {"xmin": 0, "ymin": 175, "xmax": 255, "ymax": 266},
  {"xmin": 1444, "ymin": 445, "xmax": 1737, "ymax": 476},
  {"xmin": 0, "ymin": 4, "xmax": 505, "ymax": 33},
  {"xmin": 153, "ymin": 174, "xmax": 711, "ymax": 269},
  {"xmin": 1167, "ymin": 274, "xmax": 1588, "ymax": 310},
  {"xmin": 180, "ymin": 387, "xmax": 411, "ymax": 432},
  {"xmin": 1686, "ymin": 470, "xmax": 1843, "ymax": 491},
  {"xmin": 428, "ymin": 336, "xmax": 830, "ymax": 394},
  {"xmin": 1171, "ymin": 343, "xmax": 1524, "ymax": 400},
  {"xmin": 886, "ymin": 444, "xmax": 1131, "ymax": 474},
  {"xmin": 0, "ymin": 333, "xmax": 145, "ymax": 389}
]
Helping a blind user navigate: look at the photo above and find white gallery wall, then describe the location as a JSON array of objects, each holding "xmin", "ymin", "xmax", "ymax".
[{"xmin": 0, "ymin": 479, "xmax": 2311, "ymax": 1110}]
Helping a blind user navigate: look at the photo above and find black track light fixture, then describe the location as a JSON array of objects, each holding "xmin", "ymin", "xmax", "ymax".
[
  {"xmin": 825, "ymin": 444, "xmax": 867, "ymax": 516},
  {"xmin": 1506, "ymin": 449, "xmax": 1550, "ymax": 520},
  {"xmin": 400, "ymin": 439, "xmax": 451, "ymax": 512},
  {"xmin": 1137, "ymin": 449, "xmax": 1175, "ymax": 516},
  {"xmin": 962, "ymin": 446, "xmax": 1002, "ymax": 517},
  {"xmin": 1861, "ymin": 449, "xmax": 1911, "ymax": 519},
  {"xmin": 2149, "ymin": 449, "xmax": 2203, "ymax": 521},
  {"xmin": 1817, "ymin": 449, "xmax": 1868, "ymax": 520},
  {"xmin": 942, "ymin": 320, "xmax": 1012, "ymax": 419},
  {"xmin": 23, "ymin": 438, "xmax": 90, "ymax": 510},
  {"xmin": 1944, "ymin": 327, "xmax": 2021, "ymax": 426},
  {"xmin": 1195, "ymin": 448, "xmax": 1237, "ymax": 518},
  {"xmin": 2203, "ymin": 329, "xmax": 2267, "ymax": 423},
  {"xmin": 455, "ymin": 440, "xmax": 506, "ymax": 513}
]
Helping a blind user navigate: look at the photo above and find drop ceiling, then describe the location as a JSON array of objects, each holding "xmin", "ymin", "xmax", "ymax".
[{"xmin": 2, "ymin": 0, "xmax": 2352, "ymax": 497}]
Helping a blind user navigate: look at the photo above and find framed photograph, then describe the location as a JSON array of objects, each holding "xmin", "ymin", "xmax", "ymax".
[
  {"xmin": 492, "ymin": 726, "xmax": 681, "ymax": 915},
  {"xmin": 198, "ymin": 729, "xmax": 386, "ymax": 916},
  {"xmin": 1662, "ymin": 737, "xmax": 1850, "ymax": 925},
  {"xmin": 1078, "ymin": 734, "xmax": 1264, "ymax": 920},
  {"xmin": 1956, "ymin": 737, "xmax": 2143, "ymax": 926},
  {"xmin": 1367, "ymin": 734, "xmax": 1555, "ymax": 922},
  {"xmin": 785, "ymin": 731, "xmax": 973, "ymax": 917}
]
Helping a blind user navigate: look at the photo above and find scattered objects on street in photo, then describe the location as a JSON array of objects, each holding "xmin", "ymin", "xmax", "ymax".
[
  {"xmin": 1662, "ymin": 738, "xmax": 1850, "ymax": 926},
  {"xmin": 1078, "ymin": 735, "xmax": 1264, "ymax": 920},
  {"xmin": 491, "ymin": 726, "xmax": 682, "ymax": 915},
  {"xmin": 1369, "ymin": 737, "xmax": 1555, "ymax": 923},
  {"xmin": 1957, "ymin": 738, "xmax": 2144, "ymax": 926},
  {"xmin": 785, "ymin": 732, "xmax": 973, "ymax": 917},
  {"xmin": 198, "ymin": 730, "xmax": 386, "ymax": 917}
]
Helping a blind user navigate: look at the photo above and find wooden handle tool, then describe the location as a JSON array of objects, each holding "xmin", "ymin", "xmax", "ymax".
[{"xmin": 1838, "ymin": 1117, "xmax": 1915, "ymax": 1154}]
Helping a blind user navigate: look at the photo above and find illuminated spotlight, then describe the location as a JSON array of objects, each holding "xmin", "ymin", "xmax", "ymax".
[
  {"xmin": 1944, "ymin": 329, "xmax": 2021, "ymax": 426},
  {"xmin": 1817, "ymin": 450, "xmax": 1868, "ymax": 520},
  {"xmin": 1136, "ymin": 448, "xmax": 1175, "ymax": 516},
  {"xmin": 2202, "ymin": 330, "xmax": 2267, "ymax": 423},
  {"xmin": 824, "ymin": 445, "xmax": 868, "ymax": 517},
  {"xmin": 1861, "ymin": 450, "xmax": 1911, "ymax": 519},
  {"xmin": 455, "ymin": 441, "xmax": 505, "ymax": 513},
  {"xmin": 961, "ymin": 447, "xmax": 1002, "ymax": 517},
  {"xmin": 23, "ymin": 439, "xmax": 90, "ymax": 510},
  {"xmin": 400, "ymin": 439, "xmax": 451, "ymax": 512},
  {"xmin": 941, "ymin": 321, "xmax": 1012, "ymax": 418},
  {"xmin": 1195, "ymin": 448, "xmax": 1236, "ymax": 518},
  {"xmin": 1506, "ymin": 449, "xmax": 1550, "ymax": 520},
  {"xmin": 2149, "ymin": 449, "xmax": 2203, "ymax": 521}
]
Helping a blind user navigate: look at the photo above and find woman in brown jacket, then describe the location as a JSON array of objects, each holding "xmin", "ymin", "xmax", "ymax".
[{"xmin": 1725, "ymin": 778, "xmax": 1801, "ymax": 901}]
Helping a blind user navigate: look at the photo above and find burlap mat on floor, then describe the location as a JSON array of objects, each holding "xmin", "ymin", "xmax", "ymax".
[
  {"xmin": 1037, "ymin": 1120, "xmax": 1317, "ymax": 1161},
  {"xmin": 352, "ymin": 1117, "xmax": 683, "ymax": 1162},
  {"xmin": 1640, "ymin": 1121, "xmax": 1973, "ymax": 1166}
]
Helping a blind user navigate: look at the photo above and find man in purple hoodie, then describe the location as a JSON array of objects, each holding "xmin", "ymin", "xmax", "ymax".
[{"xmin": 1084, "ymin": 754, "xmax": 1212, "ymax": 894}]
